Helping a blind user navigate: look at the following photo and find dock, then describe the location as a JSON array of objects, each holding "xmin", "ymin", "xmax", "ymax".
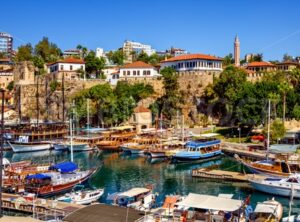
[
  {"xmin": 221, "ymin": 142, "xmax": 275, "ymax": 161},
  {"xmin": 2, "ymin": 193, "xmax": 84, "ymax": 219},
  {"xmin": 192, "ymin": 168, "xmax": 263, "ymax": 182}
]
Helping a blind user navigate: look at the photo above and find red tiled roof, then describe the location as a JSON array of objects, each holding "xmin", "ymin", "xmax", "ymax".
[
  {"xmin": 121, "ymin": 61, "xmax": 154, "ymax": 69},
  {"xmin": 47, "ymin": 57, "xmax": 85, "ymax": 66},
  {"xmin": 276, "ymin": 61, "xmax": 300, "ymax": 66},
  {"xmin": 134, "ymin": 106, "xmax": 151, "ymax": 113},
  {"xmin": 0, "ymin": 58, "xmax": 10, "ymax": 62},
  {"xmin": 160, "ymin": 53, "xmax": 223, "ymax": 63},
  {"xmin": 247, "ymin": 61, "xmax": 276, "ymax": 67}
]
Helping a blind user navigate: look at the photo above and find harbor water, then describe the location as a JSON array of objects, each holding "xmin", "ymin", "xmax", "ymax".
[{"xmin": 4, "ymin": 150, "xmax": 300, "ymax": 217}]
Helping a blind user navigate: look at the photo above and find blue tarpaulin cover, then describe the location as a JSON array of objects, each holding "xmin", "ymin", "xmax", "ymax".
[
  {"xmin": 26, "ymin": 173, "xmax": 51, "ymax": 180},
  {"xmin": 49, "ymin": 161, "xmax": 78, "ymax": 173}
]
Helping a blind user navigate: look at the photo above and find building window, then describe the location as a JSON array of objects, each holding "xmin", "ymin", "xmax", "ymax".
[
  {"xmin": 60, "ymin": 65, "xmax": 64, "ymax": 71},
  {"xmin": 70, "ymin": 65, "xmax": 73, "ymax": 71},
  {"xmin": 123, "ymin": 71, "xmax": 126, "ymax": 76},
  {"xmin": 147, "ymin": 70, "xmax": 150, "ymax": 75},
  {"xmin": 133, "ymin": 70, "xmax": 136, "ymax": 75},
  {"xmin": 143, "ymin": 70, "xmax": 146, "ymax": 75},
  {"xmin": 127, "ymin": 71, "xmax": 130, "ymax": 76},
  {"xmin": 137, "ymin": 70, "xmax": 140, "ymax": 75},
  {"xmin": 80, "ymin": 65, "xmax": 83, "ymax": 70}
]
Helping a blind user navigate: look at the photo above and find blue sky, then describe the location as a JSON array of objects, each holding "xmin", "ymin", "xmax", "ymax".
[{"xmin": 2, "ymin": 0, "xmax": 300, "ymax": 60}]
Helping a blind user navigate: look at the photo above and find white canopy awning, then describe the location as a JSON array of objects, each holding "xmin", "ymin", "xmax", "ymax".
[
  {"xmin": 176, "ymin": 193, "xmax": 242, "ymax": 212},
  {"xmin": 119, "ymin": 188, "xmax": 150, "ymax": 198},
  {"xmin": 254, "ymin": 201, "xmax": 281, "ymax": 216}
]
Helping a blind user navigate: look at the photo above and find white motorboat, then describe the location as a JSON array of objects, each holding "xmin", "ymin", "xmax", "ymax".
[
  {"xmin": 53, "ymin": 142, "xmax": 68, "ymax": 151},
  {"xmin": 107, "ymin": 187, "xmax": 157, "ymax": 211},
  {"xmin": 65, "ymin": 142, "xmax": 94, "ymax": 152},
  {"xmin": 57, "ymin": 187, "xmax": 104, "ymax": 205},
  {"xmin": 249, "ymin": 198, "xmax": 283, "ymax": 222},
  {"xmin": 249, "ymin": 174, "xmax": 300, "ymax": 198},
  {"xmin": 8, "ymin": 136, "xmax": 51, "ymax": 153}
]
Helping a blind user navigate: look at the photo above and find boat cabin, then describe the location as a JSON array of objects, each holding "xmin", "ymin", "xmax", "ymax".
[{"xmin": 174, "ymin": 193, "xmax": 245, "ymax": 222}]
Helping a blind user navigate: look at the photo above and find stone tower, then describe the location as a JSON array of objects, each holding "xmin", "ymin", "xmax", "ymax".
[{"xmin": 234, "ymin": 35, "xmax": 240, "ymax": 67}]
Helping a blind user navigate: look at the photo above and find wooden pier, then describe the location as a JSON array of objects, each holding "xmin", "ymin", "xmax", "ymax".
[
  {"xmin": 1, "ymin": 193, "xmax": 84, "ymax": 219},
  {"xmin": 221, "ymin": 142, "xmax": 275, "ymax": 161},
  {"xmin": 192, "ymin": 168, "xmax": 264, "ymax": 182}
]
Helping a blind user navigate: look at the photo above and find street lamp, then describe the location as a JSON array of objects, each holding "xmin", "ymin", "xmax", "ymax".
[{"xmin": 0, "ymin": 88, "xmax": 5, "ymax": 217}]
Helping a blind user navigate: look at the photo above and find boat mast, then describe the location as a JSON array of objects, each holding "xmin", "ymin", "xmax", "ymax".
[
  {"xmin": 181, "ymin": 114, "xmax": 184, "ymax": 143},
  {"xmin": 70, "ymin": 100, "xmax": 74, "ymax": 162},
  {"xmin": 267, "ymin": 99, "xmax": 271, "ymax": 160},
  {"xmin": 87, "ymin": 99, "xmax": 90, "ymax": 136},
  {"xmin": 62, "ymin": 73, "xmax": 65, "ymax": 123},
  {"xmin": 36, "ymin": 76, "xmax": 39, "ymax": 127}
]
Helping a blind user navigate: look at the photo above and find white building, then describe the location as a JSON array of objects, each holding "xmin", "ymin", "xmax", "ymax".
[
  {"xmin": 160, "ymin": 54, "xmax": 223, "ymax": 73},
  {"xmin": 123, "ymin": 41, "xmax": 156, "ymax": 63},
  {"xmin": 47, "ymin": 57, "xmax": 85, "ymax": 80},
  {"xmin": 119, "ymin": 61, "xmax": 161, "ymax": 80},
  {"xmin": 103, "ymin": 66, "xmax": 120, "ymax": 85},
  {"xmin": 96, "ymin": 48, "xmax": 105, "ymax": 58}
]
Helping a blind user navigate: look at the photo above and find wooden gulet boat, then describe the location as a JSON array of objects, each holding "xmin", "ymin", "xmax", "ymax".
[{"xmin": 25, "ymin": 162, "xmax": 96, "ymax": 197}]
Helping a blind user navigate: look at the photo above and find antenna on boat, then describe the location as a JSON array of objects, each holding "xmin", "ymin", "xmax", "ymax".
[
  {"xmin": 266, "ymin": 99, "xmax": 271, "ymax": 160},
  {"xmin": 70, "ymin": 100, "xmax": 74, "ymax": 162},
  {"xmin": 87, "ymin": 99, "xmax": 90, "ymax": 137}
]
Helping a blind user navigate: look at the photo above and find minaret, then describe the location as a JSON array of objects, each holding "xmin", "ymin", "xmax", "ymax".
[{"xmin": 234, "ymin": 35, "xmax": 240, "ymax": 66}]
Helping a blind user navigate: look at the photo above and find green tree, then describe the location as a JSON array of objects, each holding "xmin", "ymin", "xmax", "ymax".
[
  {"xmin": 222, "ymin": 53, "xmax": 234, "ymax": 66},
  {"xmin": 107, "ymin": 50, "xmax": 124, "ymax": 65},
  {"xmin": 269, "ymin": 119, "xmax": 286, "ymax": 142},
  {"xmin": 283, "ymin": 53, "xmax": 293, "ymax": 62},
  {"xmin": 15, "ymin": 44, "xmax": 33, "ymax": 61},
  {"xmin": 6, "ymin": 81, "xmax": 14, "ymax": 91},
  {"xmin": 84, "ymin": 51, "xmax": 106, "ymax": 77},
  {"xmin": 34, "ymin": 37, "xmax": 61, "ymax": 63},
  {"xmin": 293, "ymin": 104, "xmax": 300, "ymax": 120},
  {"xmin": 278, "ymin": 81, "xmax": 292, "ymax": 123}
]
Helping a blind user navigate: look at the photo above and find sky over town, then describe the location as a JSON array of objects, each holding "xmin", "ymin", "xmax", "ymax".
[{"xmin": 2, "ymin": 0, "xmax": 300, "ymax": 60}]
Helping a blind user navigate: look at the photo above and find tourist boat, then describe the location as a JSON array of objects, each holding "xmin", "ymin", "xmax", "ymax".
[
  {"xmin": 53, "ymin": 142, "xmax": 68, "ymax": 151},
  {"xmin": 25, "ymin": 162, "xmax": 96, "ymax": 197},
  {"xmin": 148, "ymin": 140, "xmax": 185, "ymax": 159},
  {"xmin": 7, "ymin": 136, "xmax": 51, "ymax": 153},
  {"xmin": 57, "ymin": 185, "xmax": 104, "ymax": 205},
  {"xmin": 107, "ymin": 187, "xmax": 156, "ymax": 211},
  {"xmin": 120, "ymin": 142, "xmax": 146, "ymax": 154},
  {"xmin": 151, "ymin": 195, "xmax": 183, "ymax": 217},
  {"xmin": 65, "ymin": 142, "xmax": 94, "ymax": 152},
  {"xmin": 249, "ymin": 174, "xmax": 300, "ymax": 198},
  {"xmin": 235, "ymin": 155, "xmax": 299, "ymax": 177},
  {"xmin": 249, "ymin": 198, "xmax": 283, "ymax": 222},
  {"xmin": 173, "ymin": 193, "xmax": 249, "ymax": 222},
  {"xmin": 171, "ymin": 137, "xmax": 221, "ymax": 163}
]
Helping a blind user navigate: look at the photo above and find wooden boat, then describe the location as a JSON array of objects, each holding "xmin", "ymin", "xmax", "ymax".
[
  {"xmin": 107, "ymin": 187, "xmax": 156, "ymax": 211},
  {"xmin": 249, "ymin": 174, "xmax": 300, "ymax": 198},
  {"xmin": 148, "ymin": 140, "xmax": 185, "ymax": 159},
  {"xmin": 97, "ymin": 132, "xmax": 136, "ymax": 151},
  {"xmin": 171, "ymin": 138, "xmax": 222, "ymax": 163},
  {"xmin": 120, "ymin": 142, "xmax": 146, "ymax": 154},
  {"xmin": 57, "ymin": 185, "xmax": 104, "ymax": 205},
  {"xmin": 235, "ymin": 154, "xmax": 300, "ymax": 177},
  {"xmin": 25, "ymin": 162, "xmax": 96, "ymax": 197},
  {"xmin": 249, "ymin": 198, "xmax": 283, "ymax": 222},
  {"xmin": 8, "ymin": 137, "xmax": 51, "ymax": 153}
]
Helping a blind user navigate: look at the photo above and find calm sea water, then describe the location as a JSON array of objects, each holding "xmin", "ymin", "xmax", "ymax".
[{"xmin": 4, "ymin": 150, "xmax": 300, "ymax": 217}]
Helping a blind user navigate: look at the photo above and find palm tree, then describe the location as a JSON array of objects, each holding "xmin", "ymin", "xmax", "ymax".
[
  {"xmin": 268, "ymin": 92, "xmax": 280, "ymax": 119},
  {"xmin": 278, "ymin": 81, "xmax": 292, "ymax": 123}
]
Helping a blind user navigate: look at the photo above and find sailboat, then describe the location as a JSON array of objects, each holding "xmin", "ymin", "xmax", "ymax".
[{"xmin": 237, "ymin": 100, "xmax": 297, "ymax": 177}]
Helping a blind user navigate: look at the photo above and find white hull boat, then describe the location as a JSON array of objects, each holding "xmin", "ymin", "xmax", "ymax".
[
  {"xmin": 57, "ymin": 188, "xmax": 104, "ymax": 205},
  {"xmin": 8, "ymin": 141, "xmax": 51, "ymax": 153},
  {"xmin": 53, "ymin": 143, "xmax": 68, "ymax": 151},
  {"xmin": 250, "ymin": 198, "xmax": 283, "ymax": 222},
  {"xmin": 249, "ymin": 174, "xmax": 300, "ymax": 198},
  {"xmin": 66, "ymin": 143, "xmax": 94, "ymax": 152}
]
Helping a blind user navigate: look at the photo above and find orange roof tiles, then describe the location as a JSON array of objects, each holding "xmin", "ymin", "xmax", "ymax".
[
  {"xmin": 134, "ymin": 106, "xmax": 151, "ymax": 113},
  {"xmin": 121, "ymin": 61, "xmax": 154, "ymax": 69},
  {"xmin": 47, "ymin": 57, "xmax": 85, "ymax": 66},
  {"xmin": 247, "ymin": 61, "xmax": 275, "ymax": 67},
  {"xmin": 161, "ymin": 53, "xmax": 223, "ymax": 63}
]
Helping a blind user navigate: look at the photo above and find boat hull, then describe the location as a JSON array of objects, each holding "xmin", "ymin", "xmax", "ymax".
[
  {"xmin": 148, "ymin": 151, "xmax": 166, "ymax": 158},
  {"xmin": 53, "ymin": 143, "xmax": 68, "ymax": 151},
  {"xmin": 27, "ymin": 169, "xmax": 96, "ymax": 198},
  {"xmin": 171, "ymin": 150, "xmax": 222, "ymax": 163},
  {"xmin": 8, "ymin": 141, "xmax": 51, "ymax": 153},
  {"xmin": 121, "ymin": 146, "xmax": 144, "ymax": 154},
  {"xmin": 66, "ymin": 144, "xmax": 93, "ymax": 152},
  {"xmin": 250, "ymin": 180, "xmax": 300, "ymax": 198}
]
